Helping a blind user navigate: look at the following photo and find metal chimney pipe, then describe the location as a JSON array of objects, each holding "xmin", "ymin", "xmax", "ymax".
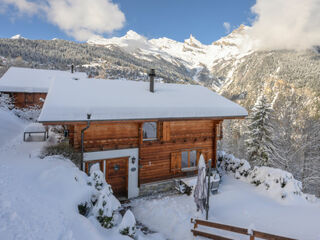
[
  {"xmin": 71, "ymin": 64, "xmax": 74, "ymax": 73},
  {"xmin": 149, "ymin": 69, "xmax": 155, "ymax": 93}
]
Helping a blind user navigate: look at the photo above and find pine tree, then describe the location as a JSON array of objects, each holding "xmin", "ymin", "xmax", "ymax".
[{"xmin": 246, "ymin": 95, "xmax": 275, "ymax": 166}]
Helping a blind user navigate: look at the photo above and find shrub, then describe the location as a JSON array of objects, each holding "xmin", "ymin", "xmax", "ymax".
[
  {"xmin": 78, "ymin": 202, "xmax": 91, "ymax": 217},
  {"xmin": 40, "ymin": 142, "xmax": 81, "ymax": 167},
  {"xmin": 119, "ymin": 210, "xmax": 136, "ymax": 238}
]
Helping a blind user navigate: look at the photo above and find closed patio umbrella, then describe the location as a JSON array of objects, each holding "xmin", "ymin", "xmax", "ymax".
[{"xmin": 194, "ymin": 155, "xmax": 207, "ymax": 213}]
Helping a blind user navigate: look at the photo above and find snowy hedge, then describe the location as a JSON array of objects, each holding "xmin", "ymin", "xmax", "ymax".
[{"xmin": 218, "ymin": 151, "xmax": 318, "ymax": 202}]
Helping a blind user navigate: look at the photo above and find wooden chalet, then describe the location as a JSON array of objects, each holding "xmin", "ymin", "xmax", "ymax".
[
  {"xmin": 0, "ymin": 66, "xmax": 86, "ymax": 108},
  {"xmin": 38, "ymin": 71, "xmax": 247, "ymax": 198}
]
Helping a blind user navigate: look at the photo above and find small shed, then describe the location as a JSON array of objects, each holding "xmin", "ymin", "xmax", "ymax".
[{"xmin": 0, "ymin": 67, "xmax": 87, "ymax": 108}]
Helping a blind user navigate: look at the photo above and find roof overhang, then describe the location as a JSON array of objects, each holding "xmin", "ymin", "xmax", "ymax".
[{"xmin": 39, "ymin": 115, "xmax": 247, "ymax": 125}]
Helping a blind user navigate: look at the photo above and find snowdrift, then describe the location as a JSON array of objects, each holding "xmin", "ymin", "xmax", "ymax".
[{"xmin": 218, "ymin": 151, "xmax": 318, "ymax": 203}]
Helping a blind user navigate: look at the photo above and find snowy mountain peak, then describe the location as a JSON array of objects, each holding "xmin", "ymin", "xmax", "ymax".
[
  {"xmin": 124, "ymin": 30, "xmax": 143, "ymax": 40},
  {"xmin": 11, "ymin": 34, "xmax": 25, "ymax": 40},
  {"xmin": 213, "ymin": 24, "xmax": 251, "ymax": 47},
  {"xmin": 184, "ymin": 34, "xmax": 202, "ymax": 48},
  {"xmin": 87, "ymin": 26, "xmax": 253, "ymax": 83}
]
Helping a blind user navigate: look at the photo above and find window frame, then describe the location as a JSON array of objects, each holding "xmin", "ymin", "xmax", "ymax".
[
  {"xmin": 180, "ymin": 149, "xmax": 202, "ymax": 172},
  {"xmin": 142, "ymin": 121, "xmax": 158, "ymax": 141}
]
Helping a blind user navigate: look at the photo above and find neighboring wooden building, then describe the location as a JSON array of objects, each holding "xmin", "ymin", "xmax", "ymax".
[
  {"xmin": 38, "ymin": 74, "xmax": 247, "ymax": 198},
  {"xmin": 0, "ymin": 67, "xmax": 86, "ymax": 108}
]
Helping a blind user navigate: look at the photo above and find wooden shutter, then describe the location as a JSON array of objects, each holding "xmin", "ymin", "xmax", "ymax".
[
  {"xmin": 171, "ymin": 152, "xmax": 181, "ymax": 174},
  {"xmin": 162, "ymin": 122, "xmax": 171, "ymax": 141}
]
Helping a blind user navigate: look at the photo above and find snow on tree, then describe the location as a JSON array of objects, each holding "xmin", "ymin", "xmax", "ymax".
[
  {"xmin": 84, "ymin": 163, "xmax": 121, "ymax": 229},
  {"xmin": 118, "ymin": 210, "xmax": 136, "ymax": 238},
  {"xmin": 91, "ymin": 186, "xmax": 121, "ymax": 228},
  {"xmin": 298, "ymin": 120, "xmax": 320, "ymax": 193},
  {"xmin": 87, "ymin": 163, "xmax": 107, "ymax": 191},
  {"xmin": 245, "ymin": 95, "xmax": 275, "ymax": 167}
]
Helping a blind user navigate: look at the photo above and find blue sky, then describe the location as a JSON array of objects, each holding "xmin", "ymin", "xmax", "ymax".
[{"xmin": 0, "ymin": 0, "xmax": 256, "ymax": 44}]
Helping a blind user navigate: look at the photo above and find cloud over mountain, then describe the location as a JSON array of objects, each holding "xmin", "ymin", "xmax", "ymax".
[
  {"xmin": 249, "ymin": 0, "xmax": 320, "ymax": 50},
  {"xmin": 0, "ymin": 0, "xmax": 126, "ymax": 41}
]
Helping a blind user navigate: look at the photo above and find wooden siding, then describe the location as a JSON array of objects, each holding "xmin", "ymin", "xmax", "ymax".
[
  {"xmin": 69, "ymin": 119, "xmax": 220, "ymax": 185},
  {"xmin": 3, "ymin": 92, "xmax": 47, "ymax": 108}
]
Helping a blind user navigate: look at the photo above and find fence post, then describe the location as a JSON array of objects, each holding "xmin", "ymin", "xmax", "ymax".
[{"xmin": 206, "ymin": 159, "xmax": 212, "ymax": 220}]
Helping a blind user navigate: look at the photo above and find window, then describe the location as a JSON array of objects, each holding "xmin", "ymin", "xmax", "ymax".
[
  {"xmin": 216, "ymin": 121, "xmax": 223, "ymax": 140},
  {"xmin": 190, "ymin": 150, "xmax": 197, "ymax": 167},
  {"xmin": 25, "ymin": 93, "xmax": 34, "ymax": 104},
  {"xmin": 181, "ymin": 150, "xmax": 198, "ymax": 169},
  {"xmin": 143, "ymin": 122, "xmax": 157, "ymax": 140},
  {"xmin": 171, "ymin": 149, "xmax": 209, "ymax": 173},
  {"xmin": 181, "ymin": 151, "xmax": 189, "ymax": 168}
]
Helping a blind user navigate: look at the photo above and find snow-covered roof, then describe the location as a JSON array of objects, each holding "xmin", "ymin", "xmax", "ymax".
[
  {"xmin": 0, "ymin": 67, "xmax": 87, "ymax": 93},
  {"xmin": 38, "ymin": 78, "xmax": 247, "ymax": 122}
]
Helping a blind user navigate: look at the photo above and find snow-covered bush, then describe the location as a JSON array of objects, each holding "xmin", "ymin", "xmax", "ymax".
[
  {"xmin": 87, "ymin": 164, "xmax": 109, "ymax": 191},
  {"xmin": 248, "ymin": 166, "xmax": 302, "ymax": 200},
  {"xmin": 91, "ymin": 187, "xmax": 121, "ymax": 228},
  {"xmin": 12, "ymin": 105, "xmax": 41, "ymax": 121},
  {"xmin": 218, "ymin": 151, "xmax": 251, "ymax": 179},
  {"xmin": 40, "ymin": 142, "xmax": 81, "ymax": 167},
  {"xmin": 119, "ymin": 210, "xmax": 136, "ymax": 238},
  {"xmin": 78, "ymin": 201, "xmax": 92, "ymax": 217},
  {"xmin": 218, "ymin": 151, "xmax": 317, "ymax": 202},
  {"xmin": 80, "ymin": 164, "xmax": 121, "ymax": 229}
]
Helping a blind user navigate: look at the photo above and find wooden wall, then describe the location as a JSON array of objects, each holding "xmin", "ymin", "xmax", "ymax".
[
  {"xmin": 4, "ymin": 92, "xmax": 47, "ymax": 108},
  {"xmin": 69, "ymin": 119, "xmax": 222, "ymax": 184}
]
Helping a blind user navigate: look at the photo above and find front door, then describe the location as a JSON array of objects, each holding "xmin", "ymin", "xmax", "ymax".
[{"xmin": 105, "ymin": 157, "xmax": 128, "ymax": 197}]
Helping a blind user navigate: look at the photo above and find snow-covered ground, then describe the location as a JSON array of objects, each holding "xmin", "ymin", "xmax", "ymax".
[
  {"xmin": 132, "ymin": 176, "xmax": 320, "ymax": 240},
  {"xmin": 0, "ymin": 108, "xmax": 25, "ymax": 147},
  {"xmin": 0, "ymin": 109, "xmax": 163, "ymax": 240},
  {"xmin": 1, "ymin": 107, "xmax": 320, "ymax": 240}
]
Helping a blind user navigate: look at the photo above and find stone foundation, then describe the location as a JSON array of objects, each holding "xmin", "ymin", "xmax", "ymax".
[{"xmin": 139, "ymin": 179, "xmax": 176, "ymax": 197}]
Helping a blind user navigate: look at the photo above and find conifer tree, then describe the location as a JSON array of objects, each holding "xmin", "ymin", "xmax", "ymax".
[{"xmin": 246, "ymin": 95, "xmax": 275, "ymax": 166}]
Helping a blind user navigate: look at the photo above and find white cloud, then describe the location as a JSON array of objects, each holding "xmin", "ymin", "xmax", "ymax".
[
  {"xmin": 223, "ymin": 22, "xmax": 231, "ymax": 33},
  {"xmin": 0, "ymin": 0, "xmax": 126, "ymax": 41},
  {"xmin": 1, "ymin": 0, "xmax": 39, "ymax": 15},
  {"xmin": 249, "ymin": 0, "xmax": 320, "ymax": 50}
]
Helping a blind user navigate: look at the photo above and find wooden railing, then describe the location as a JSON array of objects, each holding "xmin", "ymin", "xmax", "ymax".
[{"xmin": 191, "ymin": 218, "xmax": 297, "ymax": 240}]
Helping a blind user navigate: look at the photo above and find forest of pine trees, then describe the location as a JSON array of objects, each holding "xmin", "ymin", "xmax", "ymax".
[{"xmin": 221, "ymin": 95, "xmax": 320, "ymax": 196}]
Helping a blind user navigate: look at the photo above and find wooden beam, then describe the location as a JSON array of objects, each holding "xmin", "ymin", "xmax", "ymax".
[
  {"xmin": 192, "ymin": 219, "xmax": 297, "ymax": 240},
  {"xmin": 194, "ymin": 219, "xmax": 248, "ymax": 235},
  {"xmin": 191, "ymin": 229, "xmax": 232, "ymax": 240},
  {"xmin": 253, "ymin": 230, "xmax": 296, "ymax": 240}
]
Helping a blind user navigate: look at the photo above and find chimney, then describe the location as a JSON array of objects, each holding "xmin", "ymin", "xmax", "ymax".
[
  {"xmin": 71, "ymin": 64, "xmax": 74, "ymax": 73},
  {"xmin": 149, "ymin": 69, "xmax": 155, "ymax": 93}
]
